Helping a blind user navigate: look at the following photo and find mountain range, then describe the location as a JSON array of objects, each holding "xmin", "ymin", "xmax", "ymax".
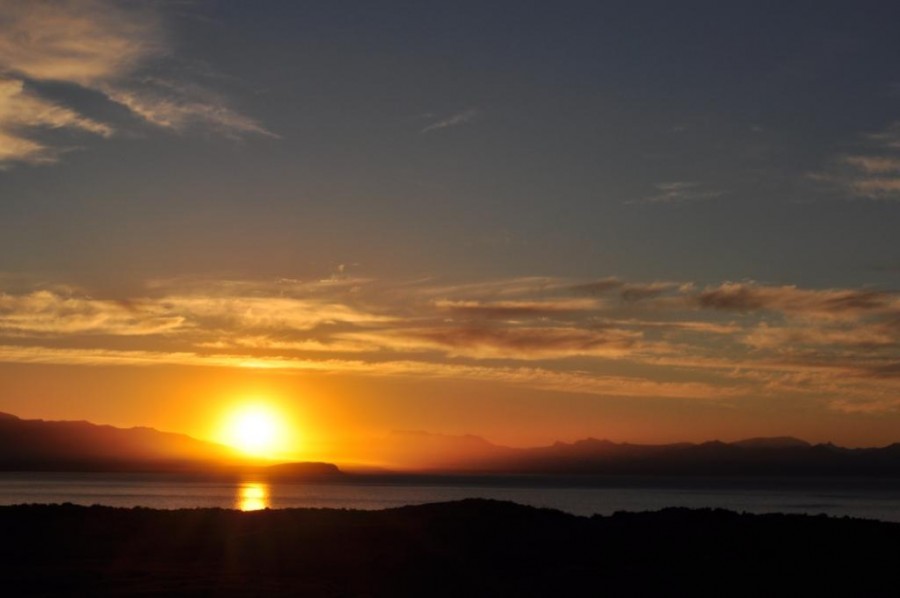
[
  {"xmin": 378, "ymin": 430, "xmax": 900, "ymax": 476},
  {"xmin": 3, "ymin": 412, "xmax": 900, "ymax": 476},
  {"xmin": 0, "ymin": 412, "xmax": 339, "ymax": 476}
]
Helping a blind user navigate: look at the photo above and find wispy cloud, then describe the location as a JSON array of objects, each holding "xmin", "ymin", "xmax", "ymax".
[
  {"xmin": 433, "ymin": 298, "xmax": 601, "ymax": 319},
  {"xmin": 0, "ymin": 0, "xmax": 162, "ymax": 85},
  {"xmin": 850, "ymin": 177, "xmax": 900, "ymax": 198},
  {"xmin": 843, "ymin": 155, "xmax": 900, "ymax": 174},
  {"xmin": 743, "ymin": 322, "xmax": 895, "ymax": 351},
  {"xmin": 692, "ymin": 282, "xmax": 893, "ymax": 319},
  {"xmin": 627, "ymin": 181, "xmax": 723, "ymax": 204},
  {"xmin": 0, "ymin": 344, "xmax": 733, "ymax": 400},
  {"xmin": 814, "ymin": 121, "xmax": 900, "ymax": 200},
  {"xmin": 867, "ymin": 121, "xmax": 900, "ymax": 149},
  {"xmin": 0, "ymin": 276, "xmax": 897, "ymax": 409},
  {"xmin": 344, "ymin": 325, "xmax": 646, "ymax": 361},
  {"xmin": 99, "ymin": 79, "xmax": 278, "ymax": 139},
  {"xmin": 0, "ymin": 290, "xmax": 182, "ymax": 335},
  {"xmin": 0, "ymin": 0, "xmax": 272, "ymax": 166},
  {"xmin": 569, "ymin": 278, "xmax": 683, "ymax": 302},
  {"xmin": 421, "ymin": 109, "xmax": 479, "ymax": 133},
  {"xmin": 0, "ymin": 77, "xmax": 112, "ymax": 164}
]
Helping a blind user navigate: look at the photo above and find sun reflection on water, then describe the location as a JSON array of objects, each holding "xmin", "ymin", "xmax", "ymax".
[{"xmin": 237, "ymin": 482, "xmax": 269, "ymax": 511}]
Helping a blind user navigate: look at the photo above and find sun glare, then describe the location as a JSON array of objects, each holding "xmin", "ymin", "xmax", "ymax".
[
  {"xmin": 222, "ymin": 404, "xmax": 286, "ymax": 458},
  {"xmin": 237, "ymin": 482, "xmax": 269, "ymax": 511}
]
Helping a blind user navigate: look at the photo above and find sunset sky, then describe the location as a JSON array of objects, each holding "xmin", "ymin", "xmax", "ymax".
[{"xmin": 1, "ymin": 1, "xmax": 899, "ymax": 460}]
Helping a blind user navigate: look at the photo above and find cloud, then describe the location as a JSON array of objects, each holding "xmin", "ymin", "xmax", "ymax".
[
  {"xmin": 627, "ymin": 181, "xmax": 723, "ymax": 205},
  {"xmin": 0, "ymin": 130, "xmax": 47, "ymax": 164},
  {"xmin": 0, "ymin": 77, "xmax": 112, "ymax": 164},
  {"xmin": 693, "ymin": 282, "xmax": 895, "ymax": 319},
  {"xmin": 839, "ymin": 152, "xmax": 900, "ymax": 200},
  {"xmin": 0, "ymin": 290, "xmax": 183, "ymax": 335},
  {"xmin": 0, "ymin": 79, "xmax": 111, "ymax": 135},
  {"xmin": 0, "ymin": 275, "xmax": 898, "ymax": 408},
  {"xmin": 569, "ymin": 279, "xmax": 682, "ymax": 303},
  {"xmin": 99, "ymin": 80, "xmax": 277, "ymax": 138},
  {"xmin": 866, "ymin": 121, "xmax": 900, "ymax": 149},
  {"xmin": 0, "ymin": 284, "xmax": 392, "ymax": 338},
  {"xmin": 196, "ymin": 335, "xmax": 374, "ymax": 354},
  {"xmin": 0, "ymin": 0, "xmax": 161, "ymax": 84},
  {"xmin": 601, "ymin": 318, "xmax": 740, "ymax": 335},
  {"xmin": 415, "ymin": 277, "xmax": 559, "ymax": 300},
  {"xmin": 159, "ymin": 294, "xmax": 392, "ymax": 332},
  {"xmin": 0, "ymin": 0, "xmax": 271, "ymax": 165},
  {"xmin": 850, "ymin": 177, "xmax": 900, "ymax": 198},
  {"xmin": 827, "ymin": 396, "xmax": 900, "ymax": 414},
  {"xmin": 433, "ymin": 298, "xmax": 600, "ymax": 319},
  {"xmin": 421, "ymin": 109, "xmax": 479, "ymax": 133},
  {"xmin": 843, "ymin": 156, "xmax": 900, "ymax": 174},
  {"xmin": 815, "ymin": 124, "xmax": 900, "ymax": 200},
  {"xmin": 346, "ymin": 325, "xmax": 645, "ymax": 361},
  {"xmin": 0, "ymin": 343, "xmax": 733, "ymax": 400},
  {"xmin": 743, "ymin": 322, "xmax": 896, "ymax": 351}
]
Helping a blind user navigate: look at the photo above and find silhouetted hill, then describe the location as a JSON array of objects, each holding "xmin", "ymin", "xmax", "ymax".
[
  {"xmin": 0, "ymin": 412, "xmax": 342, "ymax": 476},
  {"xmin": 384, "ymin": 431, "xmax": 900, "ymax": 476},
  {"xmin": 0, "ymin": 412, "xmax": 241, "ymax": 471},
  {"xmin": 731, "ymin": 436, "xmax": 811, "ymax": 449},
  {"xmin": 1, "ymin": 500, "xmax": 898, "ymax": 596}
]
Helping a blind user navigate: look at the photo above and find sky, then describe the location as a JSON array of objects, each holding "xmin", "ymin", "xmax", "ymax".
[{"xmin": 1, "ymin": 0, "xmax": 899, "ymax": 459}]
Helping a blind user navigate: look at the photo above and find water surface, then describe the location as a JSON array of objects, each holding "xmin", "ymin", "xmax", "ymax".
[{"xmin": 2, "ymin": 472, "xmax": 899, "ymax": 521}]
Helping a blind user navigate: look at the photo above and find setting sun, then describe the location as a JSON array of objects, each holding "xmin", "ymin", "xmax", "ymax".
[{"xmin": 221, "ymin": 404, "xmax": 288, "ymax": 458}]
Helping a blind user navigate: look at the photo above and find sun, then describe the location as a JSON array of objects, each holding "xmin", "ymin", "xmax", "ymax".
[{"xmin": 222, "ymin": 404, "xmax": 285, "ymax": 458}]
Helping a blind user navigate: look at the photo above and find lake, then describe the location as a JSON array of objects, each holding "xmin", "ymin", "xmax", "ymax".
[{"xmin": 2, "ymin": 472, "xmax": 900, "ymax": 521}]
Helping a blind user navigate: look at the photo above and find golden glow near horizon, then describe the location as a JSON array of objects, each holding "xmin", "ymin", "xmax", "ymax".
[
  {"xmin": 237, "ymin": 482, "xmax": 269, "ymax": 511},
  {"xmin": 220, "ymin": 403, "xmax": 291, "ymax": 458}
]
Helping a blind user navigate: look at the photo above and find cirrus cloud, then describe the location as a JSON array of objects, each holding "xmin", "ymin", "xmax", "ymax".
[
  {"xmin": 0, "ymin": 275, "xmax": 897, "ymax": 409},
  {"xmin": 0, "ymin": 0, "xmax": 272, "ymax": 166}
]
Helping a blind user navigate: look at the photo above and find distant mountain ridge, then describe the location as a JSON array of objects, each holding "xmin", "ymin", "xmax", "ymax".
[
  {"xmin": 0, "ymin": 411, "xmax": 240, "ymax": 471},
  {"xmin": 3, "ymin": 412, "xmax": 900, "ymax": 477},
  {"xmin": 730, "ymin": 436, "xmax": 811, "ymax": 449},
  {"xmin": 379, "ymin": 431, "xmax": 900, "ymax": 476},
  {"xmin": 0, "ymin": 412, "xmax": 342, "ymax": 476}
]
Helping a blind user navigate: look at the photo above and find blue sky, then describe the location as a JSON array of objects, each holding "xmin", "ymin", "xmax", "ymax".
[
  {"xmin": 2, "ymin": 0, "xmax": 899, "ymax": 287},
  {"xmin": 0, "ymin": 1, "xmax": 899, "ymax": 448}
]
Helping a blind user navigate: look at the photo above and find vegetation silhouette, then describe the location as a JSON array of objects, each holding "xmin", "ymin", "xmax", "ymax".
[{"xmin": 1, "ymin": 499, "xmax": 898, "ymax": 596}]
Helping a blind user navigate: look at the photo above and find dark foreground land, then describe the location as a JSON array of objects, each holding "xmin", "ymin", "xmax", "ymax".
[{"xmin": 2, "ymin": 500, "xmax": 899, "ymax": 597}]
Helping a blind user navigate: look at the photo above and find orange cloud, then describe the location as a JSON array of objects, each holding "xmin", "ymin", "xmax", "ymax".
[
  {"xmin": 693, "ymin": 282, "xmax": 895, "ymax": 319},
  {"xmin": 0, "ymin": 343, "xmax": 733, "ymax": 401},
  {"xmin": 344, "ymin": 325, "xmax": 645, "ymax": 360},
  {"xmin": 0, "ymin": 276, "xmax": 897, "ymax": 409},
  {"xmin": 433, "ymin": 298, "xmax": 601, "ymax": 319},
  {"xmin": 0, "ymin": 291, "xmax": 182, "ymax": 335},
  {"xmin": 0, "ymin": 0, "xmax": 271, "ymax": 165}
]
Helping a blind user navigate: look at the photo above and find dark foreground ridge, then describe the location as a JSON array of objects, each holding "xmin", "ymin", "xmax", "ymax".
[{"xmin": 2, "ymin": 499, "xmax": 899, "ymax": 597}]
